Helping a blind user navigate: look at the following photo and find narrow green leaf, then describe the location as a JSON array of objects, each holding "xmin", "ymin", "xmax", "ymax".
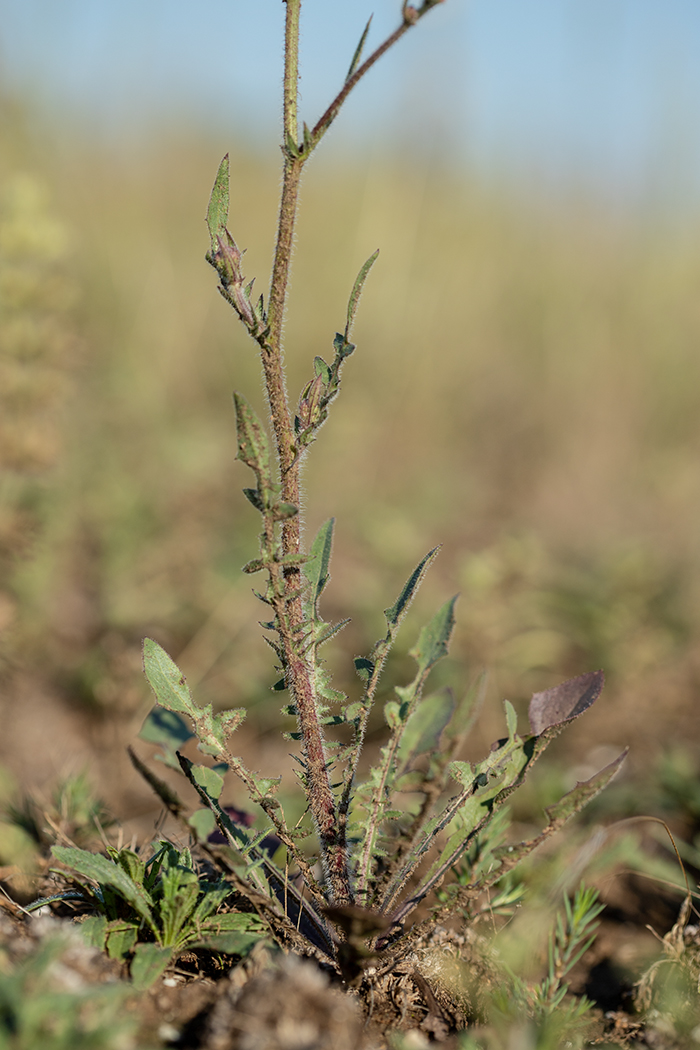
[
  {"xmin": 345, "ymin": 249, "xmax": 379, "ymax": 339},
  {"xmin": 233, "ymin": 393, "xmax": 272, "ymax": 487},
  {"xmin": 346, "ymin": 15, "xmax": 373, "ymax": 81},
  {"xmin": 409, "ymin": 595, "xmax": 458, "ymax": 677},
  {"xmin": 130, "ymin": 943, "xmax": 173, "ymax": 990},
  {"xmin": 304, "ymin": 518, "xmax": 335, "ymax": 613},
  {"xmin": 384, "ymin": 546, "xmax": 441, "ymax": 632},
  {"xmin": 206, "ymin": 154, "xmax": 230, "ymax": 251},
  {"xmin": 543, "ymin": 748, "xmax": 627, "ymax": 827},
  {"xmin": 284, "ymin": 131, "xmax": 301, "ymax": 158},
  {"xmin": 504, "ymin": 699, "xmax": 518, "ymax": 738}
]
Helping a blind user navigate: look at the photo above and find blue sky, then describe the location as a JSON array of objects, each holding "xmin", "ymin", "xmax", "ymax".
[{"xmin": 2, "ymin": 1, "xmax": 700, "ymax": 202}]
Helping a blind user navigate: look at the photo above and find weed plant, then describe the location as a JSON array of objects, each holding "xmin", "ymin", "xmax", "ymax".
[{"xmin": 41, "ymin": 0, "xmax": 630, "ymax": 1038}]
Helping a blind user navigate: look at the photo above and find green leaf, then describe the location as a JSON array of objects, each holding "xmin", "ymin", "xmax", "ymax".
[
  {"xmin": 409, "ymin": 595, "xmax": 458, "ymax": 677},
  {"xmin": 345, "ymin": 249, "xmax": 379, "ymax": 339},
  {"xmin": 194, "ymin": 928, "xmax": 267, "ymax": 955},
  {"xmin": 104, "ymin": 921, "xmax": 138, "ymax": 961},
  {"xmin": 313, "ymin": 356, "xmax": 332, "ymax": 383},
  {"xmin": 346, "ymin": 15, "xmax": 373, "ymax": 81},
  {"xmin": 251, "ymin": 774, "xmax": 282, "ymax": 799},
  {"xmin": 79, "ymin": 914, "xmax": 108, "ymax": 950},
  {"xmin": 206, "ymin": 154, "xmax": 230, "ymax": 252},
  {"xmin": 142, "ymin": 639, "xmax": 246, "ymax": 758},
  {"xmin": 304, "ymin": 518, "xmax": 335, "ymax": 613},
  {"xmin": 242, "ymin": 488, "xmax": 265, "ymax": 513},
  {"xmin": 52, "ymin": 846, "xmax": 156, "ymax": 932},
  {"xmin": 354, "ymin": 657, "xmax": 374, "ymax": 681},
  {"xmin": 113, "ymin": 848, "xmax": 146, "ymax": 887},
  {"xmin": 273, "ymin": 501, "xmax": 299, "ymax": 521},
  {"xmin": 384, "ymin": 547, "xmax": 441, "ymax": 633},
  {"xmin": 233, "ymin": 393, "xmax": 272, "ymax": 492},
  {"xmin": 542, "ymin": 748, "xmax": 628, "ymax": 827},
  {"xmin": 504, "ymin": 700, "xmax": 518, "ymax": 738},
  {"xmin": 397, "ymin": 690, "xmax": 456, "ymax": 770},
  {"xmin": 142, "ymin": 639, "xmax": 193, "ymax": 716},
  {"xmin": 190, "ymin": 763, "xmax": 225, "ymax": 801},
  {"xmin": 130, "ymin": 943, "xmax": 173, "ymax": 990},
  {"xmin": 384, "ymin": 700, "xmax": 402, "ymax": 728},
  {"xmin": 188, "ymin": 808, "xmax": 217, "ymax": 841},
  {"xmin": 159, "ymin": 865, "xmax": 201, "ymax": 947},
  {"xmin": 284, "ymin": 130, "xmax": 301, "ymax": 159}
]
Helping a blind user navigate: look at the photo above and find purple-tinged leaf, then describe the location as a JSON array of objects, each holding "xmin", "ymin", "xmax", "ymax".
[{"xmin": 528, "ymin": 670, "xmax": 604, "ymax": 736}]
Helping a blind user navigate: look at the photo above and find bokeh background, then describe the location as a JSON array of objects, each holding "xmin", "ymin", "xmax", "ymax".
[{"xmin": 2, "ymin": 0, "xmax": 700, "ymax": 843}]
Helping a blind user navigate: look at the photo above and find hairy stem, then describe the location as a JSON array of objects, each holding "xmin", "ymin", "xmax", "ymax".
[
  {"xmin": 264, "ymin": 0, "xmax": 349, "ymax": 904},
  {"xmin": 260, "ymin": 0, "xmax": 446, "ymax": 905}
]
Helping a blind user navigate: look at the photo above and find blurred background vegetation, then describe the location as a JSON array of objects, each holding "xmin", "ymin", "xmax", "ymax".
[{"xmin": 1, "ymin": 64, "xmax": 700, "ymax": 847}]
